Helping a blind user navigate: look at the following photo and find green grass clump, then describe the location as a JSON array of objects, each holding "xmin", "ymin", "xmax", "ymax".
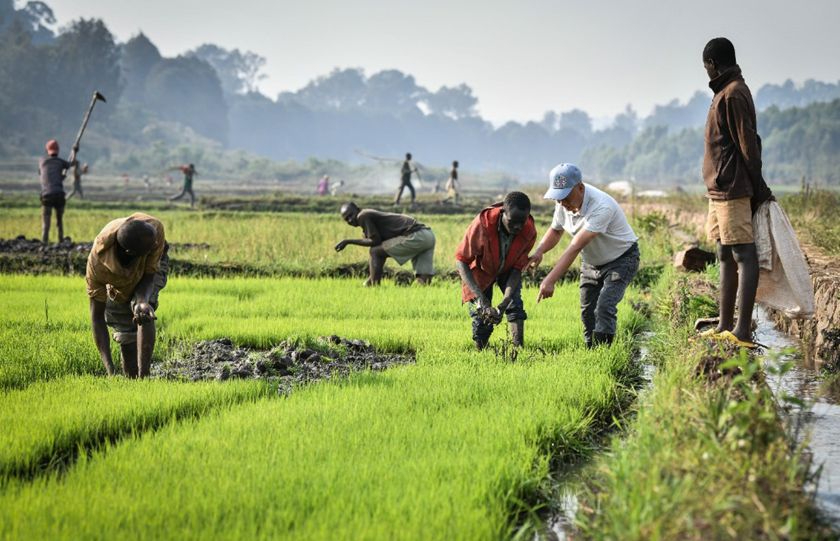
[
  {"xmin": 0, "ymin": 273, "xmax": 645, "ymax": 539},
  {"xmin": 0, "ymin": 342, "xmax": 634, "ymax": 540},
  {"xmin": 0, "ymin": 275, "xmax": 642, "ymax": 388},
  {"xmin": 0, "ymin": 376, "xmax": 266, "ymax": 481},
  {"xmin": 576, "ymin": 267, "xmax": 833, "ymax": 540}
]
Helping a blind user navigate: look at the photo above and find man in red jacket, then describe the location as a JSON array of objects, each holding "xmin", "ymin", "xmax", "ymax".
[{"xmin": 455, "ymin": 191, "xmax": 536, "ymax": 350}]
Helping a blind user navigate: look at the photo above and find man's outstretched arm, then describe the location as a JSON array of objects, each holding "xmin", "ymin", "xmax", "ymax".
[
  {"xmin": 528, "ymin": 227, "xmax": 564, "ymax": 269},
  {"xmin": 538, "ymin": 229, "xmax": 598, "ymax": 302},
  {"xmin": 335, "ymin": 238, "xmax": 376, "ymax": 251}
]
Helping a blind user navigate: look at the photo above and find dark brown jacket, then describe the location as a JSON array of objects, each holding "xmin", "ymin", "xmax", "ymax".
[{"xmin": 702, "ymin": 66, "xmax": 772, "ymax": 207}]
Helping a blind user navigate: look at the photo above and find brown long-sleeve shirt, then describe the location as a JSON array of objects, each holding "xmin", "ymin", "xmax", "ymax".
[{"xmin": 702, "ymin": 65, "xmax": 772, "ymax": 208}]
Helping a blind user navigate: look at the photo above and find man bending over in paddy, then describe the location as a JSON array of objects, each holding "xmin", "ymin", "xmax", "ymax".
[
  {"xmin": 86, "ymin": 213, "xmax": 169, "ymax": 378},
  {"xmin": 455, "ymin": 191, "xmax": 536, "ymax": 350},
  {"xmin": 335, "ymin": 202, "xmax": 436, "ymax": 286},
  {"xmin": 529, "ymin": 163, "xmax": 639, "ymax": 348}
]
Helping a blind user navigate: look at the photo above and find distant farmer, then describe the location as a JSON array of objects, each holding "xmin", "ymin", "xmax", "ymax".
[
  {"xmin": 65, "ymin": 162, "xmax": 89, "ymax": 201},
  {"xmin": 394, "ymin": 152, "xmax": 419, "ymax": 206},
  {"xmin": 335, "ymin": 202, "xmax": 435, "ymax": 286},
  {"xmin": 529, "ymin": 163, "xmax": 639, "ymax": 348},
  {"xmin": 455, "ymin": 191, "xmax": 536, "ymax": 350},
  {"xmin": 330, "ymin": 179, "xmax": 345, "ymax": 196},
  {"xmin": 86, "ymin": 213, "xmax": 168, "ymax": 378},
  {"xmin": 699, "ymin": 37, "xmax": 774, "ymax": 348},
  {"xmin": 169, "ymin": 163, "xmax": 197, "ymax": 207},
  {"xmin": 317, "ymin": 175, "xmax": 330, "ymax": 196},
  {"xmin": 442, "ymin": 160, "xmax": 460, "ymax": 205},
  {"xmin": 38, "ymin": 139, "xmax": 73, "ymax": 244}
]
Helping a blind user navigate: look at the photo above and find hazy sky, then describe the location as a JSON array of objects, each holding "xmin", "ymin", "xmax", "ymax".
[{"xmin": 43, "ymin": 0, "xmax": 840, "ymax": 125}]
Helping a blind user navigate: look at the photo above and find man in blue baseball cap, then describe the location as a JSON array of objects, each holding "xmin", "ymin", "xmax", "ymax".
[{"xmin": 529, "ymin": 163, "xmax": 639, "ymax": 347}]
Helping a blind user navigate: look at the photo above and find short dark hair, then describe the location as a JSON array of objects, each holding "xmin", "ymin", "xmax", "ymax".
[
  {"xmin": 703, "ymin": 37, "xmax": 736, "ymax": 67},
  {"xmin": 503, "ymin": 191, "xmax": 530, "ymax": 212},
  {"xmin": 405, "ymin": 152, "xmax": 412, "ymax": 160}
]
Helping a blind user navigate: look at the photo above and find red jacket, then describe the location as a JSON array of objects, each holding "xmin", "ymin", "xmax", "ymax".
[{"xmin": 455, "ymin": 204, "xmax": 537, "ymax": 302}]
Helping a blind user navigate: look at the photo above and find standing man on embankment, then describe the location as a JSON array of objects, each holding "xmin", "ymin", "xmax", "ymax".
[
  {"xmin": 455, "ymin": 191, "xmax": 536, "ymax": 350},
  {"xmin": 529, "ymin": 163, "xmax": 639, "ymax": 348},
  {"xmin": 169, "ymin": 163, "xmax": 197, "ymax": 208},
  {"xmin": 699, "ymin": 37, "xmax": 774, "ymax": 349},
  {"xmin": 336, "ymin": 202, "xmax": 436, "ymax": 286},
  {"xmin": 38, "ymin": 139, "xmax": 73, "ymax": 244},
  {"xmin": 394, "ymin": 152, "xmax": 419, "ymax": 207},
  {"xmin": 86, "ymin": 213, "xmax": 169, "ymax": 378}
]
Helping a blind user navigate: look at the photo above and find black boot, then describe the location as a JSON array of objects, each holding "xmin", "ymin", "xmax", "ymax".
[
  {"xmin": 474, "ymin": 338, "xmax": 489, "ymax": 350},
  {"xmin": 509, "ymin": 320, "xmax": 524, "ymax": 347},
  {"xmin": 592, "ymin": 332, "xmax": 614, "ymax": 346},
  {"xmin": 584, "ymin": 331, "xmax": 594, "ymax": 349}
]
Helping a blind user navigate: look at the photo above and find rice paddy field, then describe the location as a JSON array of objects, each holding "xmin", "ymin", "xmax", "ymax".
[{"xmin": 0, "ymin": 195, "xmax": 833, "ymax": 539}]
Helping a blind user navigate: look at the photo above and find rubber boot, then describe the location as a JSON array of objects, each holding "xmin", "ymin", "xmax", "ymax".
[
  {"xmin": 474, "ymin": 338, "xmax": 488, "ymax": 351},
  {"xmin": 592, "ymin": 332, "xmax": 614, "ymax": 347},
  {"xmin": 509, "ymin": 320, "xmax": 524, "ymax": 347},
  {"xmin": 584, "ymin": 331, "xmax": 594, "ymax": 349}
]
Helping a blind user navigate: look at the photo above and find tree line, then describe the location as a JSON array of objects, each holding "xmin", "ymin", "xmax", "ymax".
[{"xmin": 1, "ymin": 0, "xmax": 838, "ymax": 184}]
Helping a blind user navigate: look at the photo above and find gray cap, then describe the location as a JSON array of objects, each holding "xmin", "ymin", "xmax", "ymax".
[{"xmin": 544, "ymin": 163, "xmax": 582, "ymax": 200}]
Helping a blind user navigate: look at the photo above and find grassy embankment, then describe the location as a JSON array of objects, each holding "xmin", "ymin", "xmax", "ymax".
[
  {"xmin": 0, "ymin": 201, "xmax": 671, "ymax": 284},
  {"xmin": 783, "ymin": 189, "xmax": 840, "ymax": 255},
  {"xmin": 0, "ymin": 276, "xmax": 645, "ymax": 539},
  {"xmin": 577, "ymin": 265, "xmax": 834, "ymax": 539}
]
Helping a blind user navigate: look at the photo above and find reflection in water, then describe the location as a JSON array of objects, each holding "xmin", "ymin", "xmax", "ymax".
[{"xmin": 757, "ymin": 306, "xmax": 840, "ymax": 523}]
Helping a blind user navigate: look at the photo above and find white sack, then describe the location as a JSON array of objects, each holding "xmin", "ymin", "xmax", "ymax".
[{"xmin": 753, "ymin": 200, "xmax": 815, "ymax": 318}]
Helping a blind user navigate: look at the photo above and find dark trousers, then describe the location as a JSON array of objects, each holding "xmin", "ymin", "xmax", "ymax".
[
  {"xmin": 394, "ymin": 179, "xmax": 415, "ymax": 204},
  {"xmin": 580, "ymin": 243, "xmax": 639, "ymax": 341},
  {"xmin": 470, "ymin": 271, "xmax": 527, "ymax": 344},
  {"xmin": 170, "ymin": 186, "xmax": 195, "ymax": 207}
]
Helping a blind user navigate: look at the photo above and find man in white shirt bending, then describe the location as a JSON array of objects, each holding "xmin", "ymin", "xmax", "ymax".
[{"xmin": 529, "ymin": 163, "xmax": 640, "ymax": 348}]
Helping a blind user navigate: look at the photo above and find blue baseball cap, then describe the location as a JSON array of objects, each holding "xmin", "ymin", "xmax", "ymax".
[{"xmin": 544, "ymin": 163, "xmax": 582, "ymax": 200}]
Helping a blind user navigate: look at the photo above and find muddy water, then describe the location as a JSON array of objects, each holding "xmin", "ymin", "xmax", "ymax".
[
  {"xmin": 540, "ymin": 335, "xmax": 656, "ymax": 540},
  {"xmin": 757, "ymin": 307, "xmax": 840, "ymax": 523}
]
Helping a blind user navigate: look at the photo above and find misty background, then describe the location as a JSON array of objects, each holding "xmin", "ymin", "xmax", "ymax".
[{"xmin": 2, "ymin": 0, "xmax": 840, "ymax": 188}]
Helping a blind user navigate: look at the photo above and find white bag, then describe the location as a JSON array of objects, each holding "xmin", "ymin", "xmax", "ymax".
[{"xmin": 753, "ymin": 200, "xmax": 815, "ymax": 318}]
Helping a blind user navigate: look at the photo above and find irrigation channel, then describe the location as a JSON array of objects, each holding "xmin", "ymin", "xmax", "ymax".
[
  {"xmin": 543, "ymin": 312, "xmax": 840, "ymax": 539},
  {"xmin": 758, "ymin": 307, "xmax": 840, "ymax": 524},
  {"xmin": 540, "ymin": 332, "xmax": 657, "ymax": 540}
]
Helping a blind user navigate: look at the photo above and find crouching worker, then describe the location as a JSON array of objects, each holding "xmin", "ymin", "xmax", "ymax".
[
  {"xmin": 455, "ymin": 191, "xmax": 536, "ymax": 350},
  {"xmin": 335, "ymin": 202, "xmax": 436, "ymax": 285},
  {"xmin": 530, "ymin": 163, "xmax": 639, "ymax": 348},
  {"xmin": 86, "ymin": 213, "xmax": 169, "ymax": 378}
]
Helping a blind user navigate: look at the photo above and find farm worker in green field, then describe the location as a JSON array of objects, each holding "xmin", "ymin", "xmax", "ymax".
[
  {"xmin": 455, "ymin": 191, "xmax": 536, "ymax": 350},
  {"xmin": 86, "ymin": 213, "xmax": 169, "ymax": 378},
  {"xmin": 529, "ymin": 163, "xmax": 639, "ymax": 348},
  {"xmin": 169, "ymin": 163, "xmax": 197, "ymax": 208},
  {"xmin": 38, "ymin": 139, "xmax": 74, "ymax": 244},
  {"xmin": 698, "ymin": 37, "xmax": 774, "ymax": 349},
  {"xmin": 394, "ymin": 152, "xmax": 419, "ymax": 207},
  {"xmin": 336, "ymin": 202, "xmax": 436, "ymax": 286}
]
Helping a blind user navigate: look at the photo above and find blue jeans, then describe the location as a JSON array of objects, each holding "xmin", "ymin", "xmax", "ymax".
[
  {"xmin": 470, "ymin": 271, "xmax": 527, "ymax": 344},
  {"xmin": 580, "ymin": 243, "xmax": 639, "ymax": 340}
]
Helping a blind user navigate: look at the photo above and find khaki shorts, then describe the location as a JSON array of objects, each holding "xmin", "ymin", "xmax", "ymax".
[
  {"xmin": 706, "ymin": 197, "xmax": 754, "ymax": 245},
  {"xmin": 381, "ymin": 227, "xmax": 436, "ymax": 275},
  {"xmin": 104, "ymin": 251, "xmax": 169, "ymax": 344}
]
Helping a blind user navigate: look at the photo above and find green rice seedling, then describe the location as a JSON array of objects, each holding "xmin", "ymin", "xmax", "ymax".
[
  {"xmin": 0, "ymin": 334, "xmax": 637, "ymax": 540},
  {"xmin": 1, "ymin": 275, "xmax": 637, "ymax": 388},
  {"xmin": 0, "ymin": 376, "xmax": 266, "ymax": 482}
]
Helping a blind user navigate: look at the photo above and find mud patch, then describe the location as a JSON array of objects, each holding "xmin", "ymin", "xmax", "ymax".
[{"xmin": 153, "ymin": 336, "xmax": 415, "ymax": 394}]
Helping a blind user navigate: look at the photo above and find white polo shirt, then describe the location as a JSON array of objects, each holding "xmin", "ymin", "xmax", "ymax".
[{"xmin": 551, "ymin": 183, "xmax": 638, "ymax": 266}]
